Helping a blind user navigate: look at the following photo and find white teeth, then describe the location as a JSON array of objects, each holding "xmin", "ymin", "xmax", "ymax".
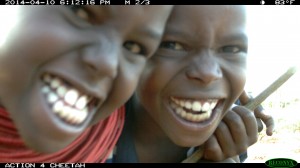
[
  {"xmin": 75, "ymin": 96, "xmax": 88, "ymax": 110},
  {"xmin": 65, "ymin": 89, "xmax": 79, "ymax": 106},
  {"xmin": 207, "ymin": 110, "xmax": 212, "ymax": 116},
  {"xmin": 175, "ymin": 107, "xmax": 183, "ymax": 114},
  {"xmin": 170, "ymin": 97, "xmax": 220, "ymax": 122},
  {"xmin": 53, "ymin": 101, "xmax": 64, "ymax": 114},
  {"xmin": 50, "ymin": 78, "xmax": 61, "ymax": 89},
  {"xmin": 53, "ymin": 103, "xmax": 89, "ymax": 125},
  {"xmin": 210, "ymin": 102, "xmax": 217, "ymax": 109},
  {"xmin": 48, "ymin": 92, "xmax": 59, "ymax": 103},
  {"xmin": 179, "ymin": 100, "xmax": 185, "ymax": 107},
  {"xmin": 60, "ymin": 106, "xmax": 71, "ymax": 118},
  {"xmin": 185, "ymin": 101, "xmax": 192, "ymax": 109},
  {"xmin": 170, "ymin": 101, "xmax": 211, "ymax": 122},
  {"xmin": 41, "ymin": 73, "xmax": 96, "ymax": 125},
  {"xmin": 66, "ymin": 112, "xmax": 76, "ymax": 124},
  {"xmin": 202, "ymin": 102, "xmax": 210, "ymax": 112},
  {"xmin": 74, "ymin": 111, "xmax": 83, "ymax": 124},
  {"xmin": 170, "ymin": 97, "xmax": 218, "ymax": 113},
  {"xmin": 57, "ymin": 86, "xmax": 67, "ymax": 97},
  {"xmin": 192, "ymin": 101, "xmax": 202, "ymax": 111},
  {"xmin": 42, "ymin": 86, "xmax": 51, "ymax": 94},
  {"xmin": 186, "ymin": 113, "xmax": 193, "ymax": 120},
  {"xmin": 180, "ymin": 110, "xmax": 187, "ymax": 118},
  {"xmin": 72, "ymin": 111, "xmax": 80, "ymax": 124},
  {"xmin": 194, "ymin": 115, "xmax": 201, "ymax": 121},
  {"xmin": 78, "ymin": 109, "xmax": 88, "ymax": 123}
]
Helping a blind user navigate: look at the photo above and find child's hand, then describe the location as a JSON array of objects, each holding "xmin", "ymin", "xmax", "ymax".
[
  {"xmin": 203, "ymin": 106, "xmax": 258, "ymax": 161},
  {"xmin": 254, "ymin": 105, "xmax": 275, "ymax": 136},
  {"xmin": 238, "ymin": 90, "xmax": 275, "ymax": 136}
]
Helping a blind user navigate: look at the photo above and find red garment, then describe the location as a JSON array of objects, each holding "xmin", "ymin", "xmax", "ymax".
[{"xmin": 0, "ymin": 106, "xmax": 125, "ymax": 163}]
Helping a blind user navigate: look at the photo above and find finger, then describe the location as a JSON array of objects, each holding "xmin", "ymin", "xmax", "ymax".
[
  {"xmin": 232, "ymin": 106, "xmax": 258, "ymax": 145},
  {"xmin": 214, "ymin": 120, "xmax": 237, "ymax": 158},
  {"xmin": 264, "ymin": 116, "xmax": 275, "ymax": 136},
  {"xmin": 256, "ymin": 117, "xmax": 264, "ymax": 132},
  {"xmin": 255, "ymin": 108, "xmax": 275, "ymax": 136},
  {"xmin": 222, "ymin": 110, "xmax": 247, "ymax": 146},
  {"xmin": 204, "ymin": 135, "xmax": 223, "ymax": 161}
]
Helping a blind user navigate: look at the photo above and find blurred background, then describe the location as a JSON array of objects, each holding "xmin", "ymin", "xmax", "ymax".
[{"xmin": 244, "ymin": 5, "xmax": 300, "ymax": 162}]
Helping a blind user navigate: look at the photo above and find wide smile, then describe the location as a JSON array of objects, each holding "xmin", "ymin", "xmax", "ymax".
[
  {"xmin": 41, "ymin": 73, "xmax": 99, "ymax": 126},
  {"xmin": 170, "ymin": 96, "xmax": 223, "ymax": 123}
]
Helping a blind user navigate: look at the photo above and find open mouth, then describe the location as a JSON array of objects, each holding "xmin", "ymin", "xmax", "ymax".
[
  {"xmin": 40, "ymin": 73, "xmax": 99, "ymax": 126},
  {"xmin": 170, "ymin": 97, "xmax": 221, "ymax": 123}
]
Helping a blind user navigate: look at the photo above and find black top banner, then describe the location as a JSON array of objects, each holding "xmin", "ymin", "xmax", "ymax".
[{"xmin": 2, "ymin": 0, "xmax": 299, "ymax": 5}]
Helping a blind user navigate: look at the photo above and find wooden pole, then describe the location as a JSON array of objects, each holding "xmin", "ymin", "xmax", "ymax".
[{"xmin": 244, "ymin": 66, "xmax": 297, "ymax": 110}]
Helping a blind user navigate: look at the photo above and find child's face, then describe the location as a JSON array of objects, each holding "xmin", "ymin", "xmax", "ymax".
[
  {"xmin": 0, "ymin": 6, "xmax": 172, "ymax": 153},
  {"xmin": 136, "ymin": 6, "xmax": 247, "ymax": 147}
]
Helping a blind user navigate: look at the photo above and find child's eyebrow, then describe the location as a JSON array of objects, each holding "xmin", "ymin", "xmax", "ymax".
[
  {"xmin": 160, "ymin": 28, "xmax": 201, "ymax": 45},
  {"xmin": 138, "ymin": 27, "xmax": 163, "ymax": 41},
  {"xmin": 163, "ymin": 29, "xmax": 193, "ymax": 40},
  {"xmin": 220, "ymin": 33, "xmax": 248, "ymax": 43}
]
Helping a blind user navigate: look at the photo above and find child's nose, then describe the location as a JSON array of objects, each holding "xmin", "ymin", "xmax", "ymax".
[
  {"xmin": 81, "ymin": 41, "xmax": 119, "ymax": 80},
  {"xmin": 185, "ymin": 53, "xmax": 222, "ymax": 85}
]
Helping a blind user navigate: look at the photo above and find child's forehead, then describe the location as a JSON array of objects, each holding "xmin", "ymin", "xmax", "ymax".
[
  {"xmin": 82, "ymin": 6, "xmax": 170, "ymax": 18},
  {"xmin": 164, "ymin": 6, "xmax": 247, "ymax": 44},
  {"xmin": 170, "ymin": 6, "xmax": 245, "ymax": 21},
  {"xmin": 166, "ymin": 6, "xmax": 246, "ymax": 31},
  {"xmin": 76, "ymin": 6, "xmax": 172, "ymax": 30}
]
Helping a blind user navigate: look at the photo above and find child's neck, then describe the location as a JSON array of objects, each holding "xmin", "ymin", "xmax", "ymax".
[{"xmin": 132, "ymin": 103, "xmax": 189, "ymax": 163}]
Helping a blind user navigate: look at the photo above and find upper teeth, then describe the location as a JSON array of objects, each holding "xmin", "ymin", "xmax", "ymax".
[
  {"xmin": 171, "ymin": 97, "xmax": 217, "ymax": 113},
  {"xmin": 41, "ymin": 73, "xmax": 96, "ymax": 125},
  {"xmin": 170, "ymin": 97, "xmax": 218, "ymax": 122},
  {"xmin": 65, "ymin": 89, "xmax": 79, "ymax": 106}
]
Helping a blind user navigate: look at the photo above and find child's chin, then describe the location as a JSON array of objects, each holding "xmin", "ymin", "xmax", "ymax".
[
  {"xmin": 22, "ymin": 132, "xmax": 77, "ymax": 153},
  {"xmin": 172, "ymin": 134, "xmax": 211, "ymax": 148}
]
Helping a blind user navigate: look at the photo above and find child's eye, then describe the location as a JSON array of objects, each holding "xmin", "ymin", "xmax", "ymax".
[
  {"xmin": 69, "ymin": 6, "xmax": 90, "ymax": 21},
  {"xmin": 219, "ymin": 45, "xmax": 244, "ymax": 53},
  {"xmin": 159, "ymin": 41, "xmax": 184, "ymax": 51},
  {"xmin": 123, "ymin": 41, "xmax": 145, "ymax": 55}
]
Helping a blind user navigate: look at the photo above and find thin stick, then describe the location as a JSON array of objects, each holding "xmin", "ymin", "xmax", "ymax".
[
  {"xmin": 181, "ymin": 147, "xmax": 205, "ymax": 163},
  {"xmin": 245, "ymin": 66, "xmax": 297, "ymax": 110},
  {"xmin": 182, "ymin": 66, "xmax": 297, "ymax": 163}
]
